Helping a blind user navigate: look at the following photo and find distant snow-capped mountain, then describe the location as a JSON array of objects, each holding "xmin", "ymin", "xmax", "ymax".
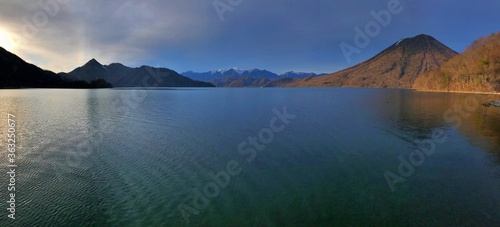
[
  {"xmin": 211, "ymin": 67, "xmax": 246, "ymax": 74},
  {"xmin": 182, "ymin": 68, "xmax": 325, "ymax": 87},
  {"xmin": 183, "ymin": 68, "xmax": 280, "ymax": 82}
]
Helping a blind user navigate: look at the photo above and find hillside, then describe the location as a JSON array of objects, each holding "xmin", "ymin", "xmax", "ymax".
[
  {"xmin": 413, "ymin": 32, "xmax": 500, "ymax": 92},
  {"xmin": 284, "ymin": 34, "xmax": 457, "ymax": 88}
]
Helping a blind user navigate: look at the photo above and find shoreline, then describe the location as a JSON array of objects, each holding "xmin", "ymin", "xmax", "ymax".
[{"xmin": 413, "ymin": 89, "xmax": 500, "ymax": 95}]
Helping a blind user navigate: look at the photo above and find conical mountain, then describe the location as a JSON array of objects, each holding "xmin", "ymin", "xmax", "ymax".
[
  {"xmin": 63, "ymin": 58, "xmax": 110, "ymax": 82},
  {"xmin": 288, "ymin": 34, "xmax": 458, "ymax": 88},
  {"xmin": 83, "ymin": 58, "xmax": 103, "ymax": 68}
]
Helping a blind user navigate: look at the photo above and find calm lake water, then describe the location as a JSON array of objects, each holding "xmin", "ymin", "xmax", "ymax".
[{"xmin": 0, "ymin": 88, "xmax": 499, "ymax": 226}]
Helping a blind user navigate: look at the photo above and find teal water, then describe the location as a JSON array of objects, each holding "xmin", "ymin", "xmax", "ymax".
[{"xmin": 0, "ymin": 88, "xmax": 499, "ymax": 226}]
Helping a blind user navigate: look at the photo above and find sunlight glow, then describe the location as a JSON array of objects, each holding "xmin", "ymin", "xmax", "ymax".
[{"xmin": 0, "ymin": 29, "xmax": 15, "ymax": 52}]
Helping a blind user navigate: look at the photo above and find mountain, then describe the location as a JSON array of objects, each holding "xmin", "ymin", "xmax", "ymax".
[
  {"xmin": 227, "ymin": 76, "xmax": 271, "ymax": 87},
  {"xmin": 413, "ymin": 32, "xmax": 500, "ymax": 92},
  {"xmin": 61, "ymin": 59, "xmax": 214, "ymax": 87},
  {"xmin": 263, "ymin": 77, "xmax": 296, "ymax": 87},
  {"xmin": 182, "ymin": 69, "xmax": 240, "ymax": 82},
  {"xmin": 182, "ymin": 68, "xmax": 324, "ymax": 87},
  {"xmin": 284, "ymin": 34, "xmax": 458, "ymax": 88},
  {"xmin": 280, "ymin": 71, "xmax": 326, "ymax": 78},
  {"xmin": 0, "ymin": 47, "xmax": 111, "ymax": 89},
  {"xmin": 182, "ymin": 68, "xmax": 279, "ymax": 82},
  {"xmin": 182, "ymin": 68, "xmax": 278, "ymax": 87}
]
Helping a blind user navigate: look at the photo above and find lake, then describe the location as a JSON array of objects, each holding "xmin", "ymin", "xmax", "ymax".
[{"xmin": 0, "ymin": 88, "xmax": 499, "ymax": 226}]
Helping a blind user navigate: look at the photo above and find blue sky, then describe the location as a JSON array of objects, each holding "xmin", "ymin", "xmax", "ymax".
[{"xmin": 0, "ymin": 0, "xmax": 499, "ymax": 74}]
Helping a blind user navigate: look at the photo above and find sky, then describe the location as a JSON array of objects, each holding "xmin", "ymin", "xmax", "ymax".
[{"xmin": 0, "ymin": 0, "xmax": 499, "ymax": 74}]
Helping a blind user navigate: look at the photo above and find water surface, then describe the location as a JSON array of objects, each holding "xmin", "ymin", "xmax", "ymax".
[{"xmin": 0, "ymin": 88, "xmax": 499, "ymax": 226}]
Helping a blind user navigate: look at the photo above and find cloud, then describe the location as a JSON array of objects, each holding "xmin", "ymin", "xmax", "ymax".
[
  {"xmin": 0, "ymin": 0, "xmax": 217, "ymax": 72},
  {"xmin": 0, "ymin": 0, "xmax": 499, "ymax": 74},
  {"xmin": 0, "ymin": 0, "xmax": 400, "ymax": 73}
]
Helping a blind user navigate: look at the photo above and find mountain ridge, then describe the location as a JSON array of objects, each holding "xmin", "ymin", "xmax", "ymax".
[
  {"xmin": 0, "ymin": 47, "xmax": 111, "ymax": 88},
  {"xmin": 4, "ymin": 33, "xmax": 488, "ymax": 90},
  {"xmin": 61, "ymin": 59, "xmax": 214, "ymax": 88}
]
